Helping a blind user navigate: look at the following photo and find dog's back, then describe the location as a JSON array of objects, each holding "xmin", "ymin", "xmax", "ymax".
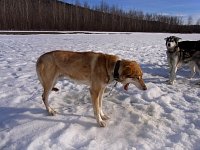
[
  {"xmin": 36, "ymin": 51, "xmax": 98, "ymax": 83},
  {"xmin": 36, "ymin": 50, "xmax": 119, "ymax": 84},
  {"xmin": 178, "ymin": 41, "xmax": 200, "ymax": 51},
  {"xmin": 178, "ymin": 41, "xmax": 200, "ymax": 60}
]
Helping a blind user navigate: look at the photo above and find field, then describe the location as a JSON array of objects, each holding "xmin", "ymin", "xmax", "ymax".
[{"xmin": 0, "ymin": 32, "xmax": 200, "ymax": 150}]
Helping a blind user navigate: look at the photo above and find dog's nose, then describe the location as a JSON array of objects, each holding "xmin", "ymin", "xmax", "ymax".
[
  {"xmin": 167, "ymin": 43, "xmax": 171, "ymax": 47},
  {"xmin": 143, "ymin": 86, "xmax": 147, "ymax": 90}
]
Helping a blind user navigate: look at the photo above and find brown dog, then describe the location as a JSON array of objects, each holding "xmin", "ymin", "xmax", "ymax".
[{"xmin": 36, "ymin": 50, "xmax": 147, "ymax": 127}]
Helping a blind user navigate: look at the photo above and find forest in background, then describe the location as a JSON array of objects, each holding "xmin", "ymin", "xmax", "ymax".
[{"xmin": 0, "ymin": 0, "xmax": 200, "ymax": 33}]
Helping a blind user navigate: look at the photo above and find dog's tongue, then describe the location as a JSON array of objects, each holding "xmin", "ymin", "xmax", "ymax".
[{"xmin": 124, "ymin": 83, "xmax": 129, "ymax": 91}]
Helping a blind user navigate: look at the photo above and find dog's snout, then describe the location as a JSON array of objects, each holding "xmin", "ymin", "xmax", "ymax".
[
  {"xmin": 143, "ymin": 85, "xmax": 147, "ymax": 90},
  {"xmin": 167, "ymin": 43, "xmax": 171, "ymax": 47},
  {"xmin": 138, "ymin": 79, "xmax": 147, "ymax": 90}
]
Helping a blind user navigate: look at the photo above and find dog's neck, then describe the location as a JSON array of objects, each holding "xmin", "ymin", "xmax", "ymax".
[
  {"xmin": 167, "ymin": 46, "xmax": 180, "ymax": 53},
  {"xmin": 113, "ymin": 60, "xmax": 121, "ymax": 81}
]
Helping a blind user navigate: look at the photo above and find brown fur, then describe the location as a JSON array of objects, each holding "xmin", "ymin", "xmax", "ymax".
[{"xmin": 36, "ymin": 50, "xmax": 147, "ymax": 127}]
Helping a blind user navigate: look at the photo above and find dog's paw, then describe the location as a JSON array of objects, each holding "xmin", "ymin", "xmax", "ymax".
[
  {"xmin": 194, "ymin": 81, "xmax": 200, "ymax": 85},
  {"xmin": 47, "ymin": 107, "xmax": 57, "ymax": 116},
  {"xmin": 98, "ymin": 120, "xmax": 107, "ymax": 127},
  {"xmin": 167, "ymin": 80, "xmax": 174, "ymax": 85},
  {"xmin": 101, "ymin": 114, "xmax": 110, "ymax": 120},
  {"xmin": 188, "ymin": 75, "xmax": 194, "ymax": 79},
  {"xmin": 101, "ymin": 115, "xmax": 110, "ymax": 120}
]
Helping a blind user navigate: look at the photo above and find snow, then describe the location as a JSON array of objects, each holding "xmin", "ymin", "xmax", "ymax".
[{"xmin": 0, "ymin": 32, "xmax": 200, "ymax": 150}]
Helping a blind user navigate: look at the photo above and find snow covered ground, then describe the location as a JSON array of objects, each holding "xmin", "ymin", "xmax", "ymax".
[{"xmin": 0, "ymin": 32, "xmax": 200, "ymax": 150}]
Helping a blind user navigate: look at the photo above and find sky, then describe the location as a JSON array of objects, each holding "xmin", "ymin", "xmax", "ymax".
[{"xmin": 63, "ymin": 0, "xmax": 200, "ymax": 24}]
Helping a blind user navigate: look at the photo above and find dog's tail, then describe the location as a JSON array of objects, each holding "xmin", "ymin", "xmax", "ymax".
[
  {"xmin": 36, "ymin": 52, "xmax": 59, "ymax": 92},
  {"xmin": 36, "ymin": 55, "xmax": 45, "ymax": 88}
]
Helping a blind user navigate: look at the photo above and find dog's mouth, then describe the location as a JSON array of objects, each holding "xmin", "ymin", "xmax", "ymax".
[
  {"xmin": 124, "ymin": 83, "xmax": 130, "ymax": 91},
  {"xmin": 123, "ymin": 81, "xmax": 147, "ymax": 91}
]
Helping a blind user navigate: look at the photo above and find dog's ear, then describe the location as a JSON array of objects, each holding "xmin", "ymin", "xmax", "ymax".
[
  {"xmin": 121, "ymin": 62, "xmax": 142, "ymax": 78},
  {"xmin": 120, "ymin": 66, "xmax": 131, "ymax": 79},
  {"xmin": 164, "ymin": 37, "xmax": 168, "ymax": 41},
  {"xmin": 174, "ymin": 36, "xmax": 181, "ymax": 42}
]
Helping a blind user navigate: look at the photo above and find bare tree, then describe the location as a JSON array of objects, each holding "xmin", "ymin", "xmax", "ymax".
[
  {"xmin": 83, "ymin": 1, "xmax": 90, "ymax": 9},
  {"xmin": 196, "ymin": 18, "xmax": 200, "ymax": 25},
  {"xmin": 76, "ymin": 0, "xmax": 81, "ymax": 6},
  {"xmin": 188, "ymin": 16, "xmax": 193, "ymax": 25}
]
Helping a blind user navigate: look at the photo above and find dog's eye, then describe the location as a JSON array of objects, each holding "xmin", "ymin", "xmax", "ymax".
[{"xmin": 136, "ymin": 77, "xmax": 141, "ymax": 80}]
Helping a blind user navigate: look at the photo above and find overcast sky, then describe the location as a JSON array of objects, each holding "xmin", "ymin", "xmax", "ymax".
[{"xmin": 63, "ymin": 0, "xmax": 200, "ymax": 24}]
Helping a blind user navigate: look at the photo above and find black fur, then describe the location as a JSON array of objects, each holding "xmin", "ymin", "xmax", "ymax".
[{"xmin": 178, "ymin": 41, "xmax": 200, "ymax": 60}]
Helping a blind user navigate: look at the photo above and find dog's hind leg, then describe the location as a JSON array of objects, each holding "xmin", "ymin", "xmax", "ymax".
[
  {"xmin": 43, "ymin": 72, "xmax": 59, "ymax": 116},
  {"xmin": 38, "ymin": 65, "xmax": 58, "ymax": 116},
  {"xmin": 194, "ymin": 64, "xmax": 200, "ymax": 85},
  {"xmin": 42, "ymin": 81, "xmax": 57, "ymax": 116},
  {"xmin": 90, "ymin": 84, "xmax": 107, "ymax": 127},
  {"xmin": 188, "ymin": 62, "xmax": 196, "ymax": 78}
]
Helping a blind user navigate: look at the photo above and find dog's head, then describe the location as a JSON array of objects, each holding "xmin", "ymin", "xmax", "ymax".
[
  {"xmin": 164, "ymin": 36, "xmax": 181, "ymax": 49},
  {"xmin": 119, "ymin": 60, "xmax": 147, "ymax": 91}
]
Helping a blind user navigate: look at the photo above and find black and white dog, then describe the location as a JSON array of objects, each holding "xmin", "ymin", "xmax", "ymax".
[{"xmin": 165, "ymin": 36, "xmax": 200, "ymax": 85}]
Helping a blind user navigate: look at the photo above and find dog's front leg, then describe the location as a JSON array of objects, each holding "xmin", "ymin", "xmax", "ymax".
[
  {"xmin": 169, "ymin": 65, "xmax": 177, "ymax": 85},
  {"xmin": 167, "ymin": 56, "xmax": 173, "ymax": 84},
  {"xmin": 168, "ymin": 57, "xmax": 178, "ymax": 85},
  {"xmin": 99, "ymin": 87, "xmax": 110, "ymax": 120},
  {"xmin": 90, "ymin": 85, "xmax": 107, "ymax": 127}
]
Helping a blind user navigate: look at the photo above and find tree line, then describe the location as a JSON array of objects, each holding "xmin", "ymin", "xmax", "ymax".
[{"xmin": 0, "ymin": 0, "xmax": 200, "ymax": 33}]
